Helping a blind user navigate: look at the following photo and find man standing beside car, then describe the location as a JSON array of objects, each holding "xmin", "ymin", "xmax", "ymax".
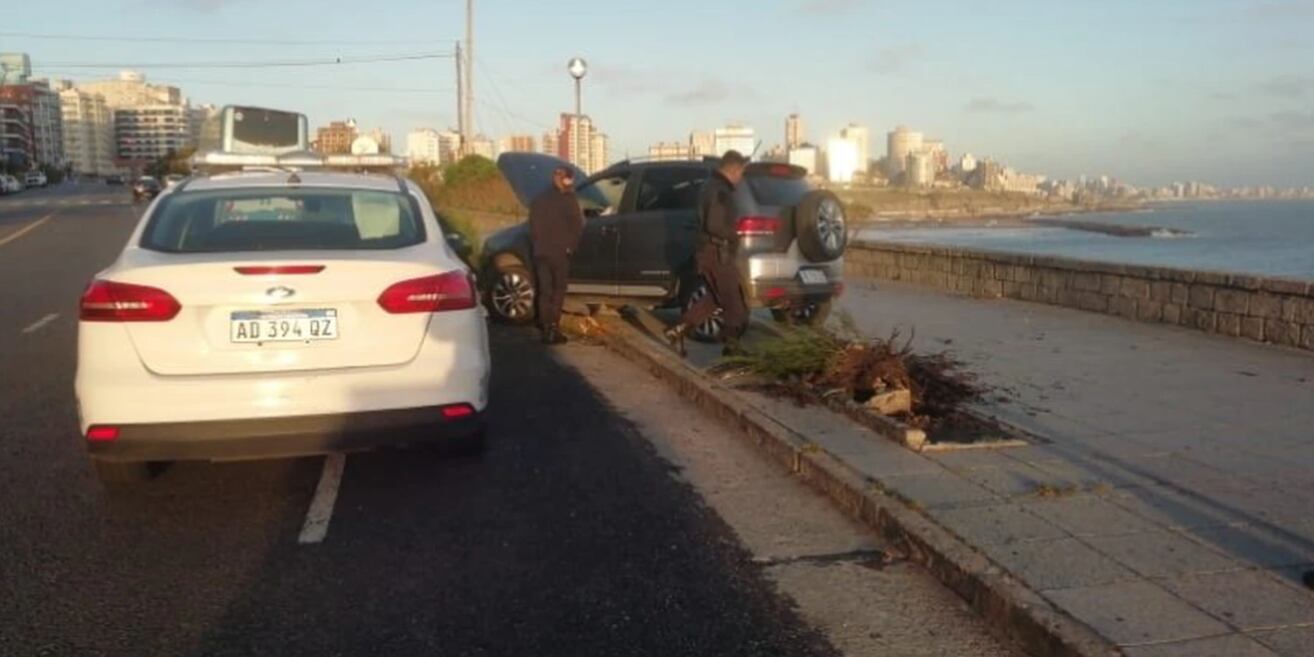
[
  {"xmin": 665, "ymin": 150, "xmax": 750, "ymax": 356},
  {"xmin": 529, "ymin": 166, "xmax": 584, "ymax": 345}
]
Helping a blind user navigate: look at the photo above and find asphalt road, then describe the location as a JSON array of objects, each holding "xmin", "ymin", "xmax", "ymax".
[{"xmin": 0, "ymin": 183, "xmax": 840, "ymax": 656}]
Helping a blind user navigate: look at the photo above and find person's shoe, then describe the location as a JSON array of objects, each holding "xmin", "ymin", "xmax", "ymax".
[
  {"xmin": 542, "ymin": 326, "xmax": 568, "ymax": 345},
  {"xmin": 663, "ymin": 324, "xmax": 688, "ymax": 356}
]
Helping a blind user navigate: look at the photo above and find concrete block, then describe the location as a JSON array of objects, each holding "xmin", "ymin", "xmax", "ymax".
[
  {"xmin": 1162, "ymin": 303, "xmax": 1183, "ymax": 325},
  {"xmin": 1138, "ymin": 300, "xmax": 1165, "ymax": 323},
  {"xmin": 1261, "ymin": 277, "xmax": 1310, "ymax": 295},
  {"xmin": 929, "ymin": 504, "xmax": 1066, "ymax": 546},
  {"xmin": 1083, "ymin": 530, "xmax": 1241, "ymax": 578},
  {"xmin": 879, "ymin": 471, "xmax": 999, "ymax": 509},
  {"xmin": 1264, "ymin": 319, "xmax": 1301, "ymax": 346},
  {"xmin": 1302, "ymin": 324, "xmax": 1314, "ymax": 350},
  {"xmin": 1195, "ymin": 270, "xmax": 1230, "ymax": 286},
  {"xmin": 1214, "ymin": 289, "xmax": 1251, "ymax": 315},
  {"xmin": 1253, "ymin": 626, "xmax": 1314, "ymax": 657},
  {"xmin": 990, "ymin": 538, "xmax": 1139, "ymax": 591},
  {"xmin": 1170, "ymin": 283, "xmax": 1189, "ymax": 305},
  {"xmin": 1240, "ymin": 317, "xmax": 1265, "ymax": 342},
  {"xmin": 984, "ymin": 279, "xmax": 1004, "ymax": 298},
  {"xmin": 1002, "ymin": 281, "xmax": 1022, "ymax": 297},
  {"xmin": 1013, "ymin": 265, "xmax": 1032, "ymax": 283},
  {"xmin": 1162, "ymin": 570, "xmax": 1314, "ymax": 631},
  {"xmin": 1124, "ymin": 635, "xmax": 1289, "ymax": 657},
  {"xmin": 1248, "ymin": 293, "xmax": 1283, "ymax": 319},
  {"xmin": 1101, "ymin": 274, "xmax": 1122, "ymax": 295},
  {"xmin": 1226, "ymin": 273, "xmax": 1263, "ymax": 291},
  {"xmin": 1120, "ymin": 278, "xmax": 1152, "ymax": 299},
  {"xmin": 1024, "ymin": 495, "xmax": 1162, "ymax": 537},
  {"xmin": 1149, "ymin": 281, "xmax": 1171, "ymax": 302},
  {"xmin": 1078, "ymin": 291, "xmax": 1108, "ymax": 312},
  {"xmin": 1075, "ymin": 273, "xmax": 1103, "ymax": 292},
  {"xmin": 1294, "ymin": 298, "xmax": 1314, "ymax": 324},
  {"xmin": 1188, "ymin": 308, "xmax": 1217, "ymax": 332},
  {"xmin": 1045, "ymin": 581, "xmax": 1231, "ymax": 645},
  {"xmin": 1110, "ymin": 296, "xmax": 1138, "ymax": 319},
  {"xmin": 1188, "ymin": 284, "xmax": 1216, "ymax": 310},
  {"xmin": 1216, "ymin": 312, "xmax": 1242, "ymax": 337}
]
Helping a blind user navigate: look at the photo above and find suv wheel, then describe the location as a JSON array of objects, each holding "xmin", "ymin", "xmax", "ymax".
[
  {"xmin": 770, "ymin": 299, "xmax": 833, "ymax": 328},
  {"xmin": 682, "ymin": 283, "xmax": 723, "ymax": 343},
  {"xmin": 486, "ymin": 262, "xmax": 536, "ymax": 324},
  {"xmin": 795, "ymin": 190, "xmax": 848, "ymax": 262}
]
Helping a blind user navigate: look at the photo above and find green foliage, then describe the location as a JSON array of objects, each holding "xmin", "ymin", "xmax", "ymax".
[
  {"xmin": 441, "ymin": 155, "xmax": 498, "ymax": 188},
  {"xmin": 717, "ymin": 329, "xmax": 841, "ymax": 380}
]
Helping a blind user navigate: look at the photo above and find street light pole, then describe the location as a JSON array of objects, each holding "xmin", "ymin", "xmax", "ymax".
[{"xmin": 567, "ymin": 57, "xmax": 587, "ymax": 169}]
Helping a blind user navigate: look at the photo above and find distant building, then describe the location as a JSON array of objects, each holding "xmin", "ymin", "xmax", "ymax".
[
  {"xmin": 76, "ymin": 71, "xmax": 182, "ymax": 109},
  {"xmin": 406, "ymin": 128, "xmax": 443, "ymax": 165},
  {"xmin": 541, "ymin": 130, "xmax": 559, "ymax": 157},
  {"xmin": 713, "ymin": 124, "xmax": 755, "ymax": 157},
  {"xmin": 923, "ymin": 139, "xmax": 948, "ymax": 173},
  {"xmin": 0, "ymin": 53, "xmax": 32, "ymax": 84},
  {"xmin": 958, "ymin": 153, "xmax": 978, "ymax": 173},
  {"xmin": 314, "ymin": 120, "xmax": 357, "ymax": 155},
  {"xmin": 0, "ymin": 80, "xmax": 64, "ymax": 169},
  {"xmin": 550, "ymin": 113, "xmax": 607, "ymax": 174},
  {"xmin": 58, "ymin": 84, "xmax": 116, "ymax": 176},
  {"xmin": 826, "ymin": 137, "xmax": 859, "ymax": 183},
  {"xmin": 788, "ymin": 145, "xmax": 819, "ymax": 176},
  {"xmin": 589, "ymin": 132, "xmax": 609, "ymax": 173},
  {"xmin": 649, "ymin": 141, "xmax": 692, "ymax": 161},
  {"xmin": 886, "ymin": 125, "xmax": 923, "ymax": 179},
  {"xmin": 785, "ymin": 114, "xmax": 805, "ymax": 150},
  {"xmin": 469, "ymin": 135, "xmax": 495, "ymax": 160},
  {"xmin": 113, "ymin": 105, "xmax": 194, "ymax": 162},
  {"xmin": 906, "ymin": 151, "xmax": 936, "ymax": 187},
  {"xmin": 840, "ymin": 123, "xmax": 870, "ymax": 174},
  {"xmin": 360, "ymin": 128, "xmax": 391, "ymax": 154},
  {"xmin": 499, "ymin": 134, "xmax": 536, "ymax": 154},
  {"xmin": 351, "ymin": 135, "xmax": 382, "ymax": 155},
  {"xmin": 689, "ymin": 130, "xmax": 715, "ymax": 157}
]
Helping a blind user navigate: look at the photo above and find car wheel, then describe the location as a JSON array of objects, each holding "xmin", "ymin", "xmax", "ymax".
[
  {"xmin": 770, "ymin": 299, "xmax": 833, "ymax": 328},
  {"xmin": 93, "ymin": 460, "xmax": 152, "ymax": 485},
  {"xmin": 682, "ymin": 282, "xmax": 724, "ymax": 343},
  {"xmin": 486, "ymin": 262, "xmax": 536, "ymax": 325},
  {"xmin": 794, "ymin": 190, "xmax": 848, "ymax": 262}
]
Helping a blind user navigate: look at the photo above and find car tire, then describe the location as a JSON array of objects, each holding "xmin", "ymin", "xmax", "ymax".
[
  {"xmin": 93, "ymin": 460, "xmax": 152, "ymax": 485},
  {"xmin": 680, "ymin": 280, "xmax": 724, "ymax": 343},
  {"xmin": 794, "ymin": 190, "xmax": 848, "ymax": 262},
  {"xmin": 485, "ymin": 261, "xmax": 536, "ymax": 325},
  {"xmin": 770, "ymin": 299, "xmax": 833, "ymax": 328}
]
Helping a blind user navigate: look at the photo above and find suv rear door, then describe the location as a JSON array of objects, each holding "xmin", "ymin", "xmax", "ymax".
[
  {"xmin": 567, "ymin": 171, "xmax": 630, "ymax": 294},
  {"xmin": 616, "ymin": 165, "xmax": 708, "ymax": 292}
]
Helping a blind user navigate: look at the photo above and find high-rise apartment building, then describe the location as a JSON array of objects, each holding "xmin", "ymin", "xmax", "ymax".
[
  {"xmin": 785, "ymin": 114, "xmax": 805, "ymax": 150},
  {"xmin": 649, "ymin": 141, "xmax": 692, "ymax": 161},
  {"xmin": 469, "ymin": 135, "xmax": 495, "ymax": 160},
  {"xmin": 113, "ymin": 105, "xmax": 194, "ymax": 161},
  {"xmin": 406, "ymin": 128, "xmax": 443, "ymax": 165},
  {"xmin": 0, "ymin": 53, "xmax": 32, "ymax": 84},
  {"xmin": 689, "ymin": 131, "xmax": 714, "ymax": 157},
  {"xmin": 788, "ymin": 145, "xmax": 819, "ymax": 176},
  {"xmin": 499, "ymin": 134, "xmax": 535, "ymax": 153},
  {"xmin": 541, "ymin": 130, "xmax": 559, "ymax": 157},
  {"xmin": 840, "ymin": 123, "xmax": 870, "ymax": 174},
  {"xmin": 58, "ymin": 83, "xmax": 116, "ymax": 176},
  {"xmin": 551, "ymin": 113, "xmax": 608, "ymax": 174},
  {"xmin": 713, "ymin": 124, "xmax": 755, "ymax": 157},
  {"xmin": 589, "ymin": 132, "xmax": 609, "ymax": 174},
  {"xmin": 0, "ymin": 80, "xmax": 64, "ymax": 169},
  {"xmin": 826, "ymin": 137, "xmax": 859, "ymax": 183},
  {"xmin": 314, "ymin": 120, "xmax": 357, "ymax": 155},
  {"xmin": 77, "ymin": 71, "xmax": 181, "ymax": 109},
  {"xmin": 886, "ymin": 125, "xmax": 924, "ymax": 179}
]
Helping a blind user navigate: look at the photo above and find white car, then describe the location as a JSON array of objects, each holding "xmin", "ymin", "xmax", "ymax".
[
  {"xmin": 25, "ymin": 171, "xmax": 48, "ymax": 187},
  {"xmin": 76, "ymin": 166, "xmax": 490, "ymax": 484},
  {"xmin": 1, "ymin": 174, "xmax": 23, "ymax": 193}
]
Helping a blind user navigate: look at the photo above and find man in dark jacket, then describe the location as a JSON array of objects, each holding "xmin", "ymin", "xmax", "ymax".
[
  {"xmin": 665, "ymin": 150, "xmax": 749, "ymax": 356},
  {"xmin": 529, "ymin": 166, "xmax": 584, "ymax": 344}
]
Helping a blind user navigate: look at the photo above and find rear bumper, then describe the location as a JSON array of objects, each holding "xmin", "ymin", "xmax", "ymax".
[
  {"xmin": 746, "ymin": 277, "xmax": 844, "ymax": 307},
  {"xmin": 87, "ymin": 405, "xmax": 484, "ymax": 463}
]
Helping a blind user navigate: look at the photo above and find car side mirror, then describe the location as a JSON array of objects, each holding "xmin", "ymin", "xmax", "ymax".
[{"xmin": 445, "ymin": 232, "xmax": 473, "ymax": 258}]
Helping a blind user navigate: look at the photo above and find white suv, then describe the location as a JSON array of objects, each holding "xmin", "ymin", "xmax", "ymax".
[{"xmin": 76, "ymin": 161, "xmax": 490, "ymax": 484}]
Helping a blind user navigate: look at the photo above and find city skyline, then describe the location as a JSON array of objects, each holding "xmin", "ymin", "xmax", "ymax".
[{"xmin": 6, "ymin": 0, "xmax": 1313, "ymax": 187}]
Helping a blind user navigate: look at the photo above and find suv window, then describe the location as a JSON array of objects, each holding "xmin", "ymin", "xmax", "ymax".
[
  {"xmin": 140, "ymin": 189, "xmax": 426, "ymax": 253},
  {"xmin": 577, "ymin": 173, "xmax": 628, "ymax": 215},
  {"xmin": 746, "ymin": 175, "xmax": 811, "ymax": 207},
  {"xmin": 636, "ymin": 167, "xmax": 708, "ymax": 212}
]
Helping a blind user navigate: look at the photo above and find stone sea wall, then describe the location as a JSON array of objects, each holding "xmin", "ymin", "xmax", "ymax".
[{"xmin": 846, "ymin": 242, "xmax": 1314, "ymax": 351}]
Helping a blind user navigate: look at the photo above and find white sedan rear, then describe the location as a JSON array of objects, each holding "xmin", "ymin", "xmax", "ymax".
[{"xmin": 76, "ymin": 171, "xmax": 490, "ymax": 484}]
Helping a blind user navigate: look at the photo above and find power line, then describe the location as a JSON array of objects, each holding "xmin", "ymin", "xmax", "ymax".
[
  {"xmin": 38, "ymin": 52, "xmax": 453, "ymax": 70},
  {"xmin": 36, "ymin": 71, "xmax": 455, "ymax": 94},
  {"xmin": 0, "ymin": 30, "xmax": 445, "ymax": 47}
]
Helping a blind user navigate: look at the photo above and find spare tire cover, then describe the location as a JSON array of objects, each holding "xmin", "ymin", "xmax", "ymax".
[{"xmin": 794, "ymin": 190, "xmax": 847, "ymax": 262}]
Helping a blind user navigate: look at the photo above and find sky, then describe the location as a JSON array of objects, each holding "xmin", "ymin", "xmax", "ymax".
[{"xmin": 7, "ymin": 0, "xmax": 1314, "ymax": 188}]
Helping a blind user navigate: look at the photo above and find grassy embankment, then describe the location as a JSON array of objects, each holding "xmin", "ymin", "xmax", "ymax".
[
  {"xmin": 407, "ymin": 156, "xmax": 524, "ymax": 255},
  {"xmin": 829, "ymin": 185, "xmax": 1142, "ymax": 225}
]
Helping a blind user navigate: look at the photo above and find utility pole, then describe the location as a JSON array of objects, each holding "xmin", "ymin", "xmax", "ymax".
[
  {"xmin": 454, "ymin": 41, "xmax": 464, "ymax": 143},
  {"xmin": 462, "ymin": 0, "xmax": 474, "ymax": 152}
]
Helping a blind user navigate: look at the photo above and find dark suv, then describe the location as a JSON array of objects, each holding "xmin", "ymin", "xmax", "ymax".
[{"xmin": 482, "ymin": 153, "xmax": 847, "ymax": 340}]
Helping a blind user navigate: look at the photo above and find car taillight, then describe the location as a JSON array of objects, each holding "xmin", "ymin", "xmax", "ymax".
[
  {"xmin": 736, "ymin": 216, "xmax": 781, "ymax": 237},
  {"xmin": 234, "ymin": 265, "xmax": 325, "ymax": 275},
  {"xmin": 86, "ymin": 425, "xmax": 120, "ymax": 442},
  {"xmin": 79, "ymin": 280, "xmax": 181, "ymax": 322},
  {"xmin": 377, "ymin": 271, "xmax": 477, "ymax": 314},
  {"xmin": 440, "ymin": 403, "xmax": 476, "ymax": 420}
]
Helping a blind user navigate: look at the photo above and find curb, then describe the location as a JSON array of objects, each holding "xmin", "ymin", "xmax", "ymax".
[{"xmin": 598, "ymin": 316, "xmax": 1121, "ymax": 657}]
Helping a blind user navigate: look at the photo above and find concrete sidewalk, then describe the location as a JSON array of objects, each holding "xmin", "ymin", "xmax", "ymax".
[{"xmin": 831, "ymin": 280, "xmax": 1314, "ymax": 655}]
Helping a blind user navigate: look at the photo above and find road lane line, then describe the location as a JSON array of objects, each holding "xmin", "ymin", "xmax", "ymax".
[
  {"xmin": 0, "ymin": 212, "xmax": 55, "ymax": 248},
  {"xmin": 21, "ymin": 313, "xmax": 59, "ymax": 334},
  {"xmin": 298, "ymin": 453, "xmax": 346, "ymax": 545}
]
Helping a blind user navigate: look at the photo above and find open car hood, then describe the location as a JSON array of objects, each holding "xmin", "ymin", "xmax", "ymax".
[{"xmin": 496, "ymin": 152, "xmax": 589, "ymax": 209}]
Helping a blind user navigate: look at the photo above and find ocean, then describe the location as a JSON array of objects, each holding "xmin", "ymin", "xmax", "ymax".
[{"xmin": 858, "ymin": 200, "xmax": 1314, "ymax": 281}]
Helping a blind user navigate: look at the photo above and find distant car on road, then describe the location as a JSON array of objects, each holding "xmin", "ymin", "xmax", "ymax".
[
  {"xmin": 105, "ymin": 175, "xmax": 126, "ymax": 185},
  {"xmin": 77, "ymin": 148, "xmax": 490, "ymax": 486},
  {"xmin": 164, "ymin": 174, "xmax": 186, "ymax": 189},
  {"xmin": 1, "ymin": 174, "xmax": 25, "ymax": 194},
  {"xmin": 24, "ymin": 171, "xmax": 47, "ymax": 188},
  {"xmin": 482, "ymin": 153, "xmax": 848, "ymax": 340},
  {"xmin": 132, "ymin": 176, "xmax": 162, "ymax": 202}
]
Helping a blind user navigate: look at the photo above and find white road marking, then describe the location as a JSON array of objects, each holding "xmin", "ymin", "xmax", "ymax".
[
  {"xmin": 21, "ymin": 313, "xmax": 59, "ymax": 334},
  {"xmin": 297, "ymin": 453, "xmax": 346, "ymax": 545},
  {"xmin": 0, "ymin": 212, "xmax": 55, "ymax": 248}
]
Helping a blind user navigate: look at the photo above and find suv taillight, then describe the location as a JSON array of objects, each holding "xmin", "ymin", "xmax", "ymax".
[
  {"xmin": 736, "ymin": 216, "xmax": 781, "ymax": 237},
  {"xmin": 79, "ymin": 280, "xmax": 181, "ymax": 322},
  {"xmin": 377, "ymin": 271, "xmax": 477, "ymax": 314}
]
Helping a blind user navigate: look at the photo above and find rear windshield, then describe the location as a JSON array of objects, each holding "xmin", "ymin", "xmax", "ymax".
[
  {"xmin": 746, "ymin": 175, "xmax": 811, "ymax": 207},
  {"xmin": 140, "ymin": 189, "xmax": 425, "ymax": 253}
]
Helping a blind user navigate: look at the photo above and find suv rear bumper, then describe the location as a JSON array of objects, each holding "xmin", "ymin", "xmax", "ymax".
[
  {"xmin": 746, "ymin": 277, "xmax": 844, "ymax": 308},
  {"xmin": 86, "ymin": 405, "xmax": 484, "ymax": 463}
]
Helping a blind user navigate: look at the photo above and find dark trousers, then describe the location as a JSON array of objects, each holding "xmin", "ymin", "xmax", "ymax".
[
  {"xmin": 680, "ymin": 245, "xmax": 748, "ymax": 340},
  {"xmin": 534, "ymin": 255, "xmax": 569, "ymax": 331}
]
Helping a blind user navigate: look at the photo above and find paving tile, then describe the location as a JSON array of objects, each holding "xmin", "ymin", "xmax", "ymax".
[
  {"xmin": 1085, "ymin": 530, "xmax": 1243, "ymax": 578},
  {"xmin": 1045, "ymin": 580, "xmax": 1232, "ymax": 645},
  {"xmin": 1251, "ymin": 626, "xmax": 1314, "ymax": 657},
  {"xmin": 987, "ymin": 537, "xmax": 1139, "ymax": 591},
  {"xmin": 924, "ymin": 448, "xmax": 1022, "ymax": 471},
  {"xmin": 1187, "ymin": 524, "xmax": 1314, "ymax": 569},
  {"xmin": 1012, "ymin": 450, "xmax": 1159, "ymax": 490},
  {"xmin": 928, "ymin": 503, "xmax": 1067, "ymax": 546},
  {"xmin": 877, "ymin": 471, "xmax": 1000, "ymax": 509},
  {"xmin": 1024, "ymin": 494, "xmax": 1163, "ymax": 537},
  {"xmin": 1163, "ymin": 570, "xmax": 1314, "ymax": 631},
  {"xmin": 1106, "ymin": 486, "xmax": 1242, "ymax": 531},
  {"xmin": 957, "ymin": 461, "xmax": 1074, "ymax": 497},
  {"xmin": 1122, "ymin": 634, "xmax": 1282, "ymax": 657},
  {"xmin": 815, "ymin": 430, "xmax": 944, "ymax": 478},
  {"xmin": 1270, "ymin": 563, "xmax": 1314, "ymax": 589}
]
